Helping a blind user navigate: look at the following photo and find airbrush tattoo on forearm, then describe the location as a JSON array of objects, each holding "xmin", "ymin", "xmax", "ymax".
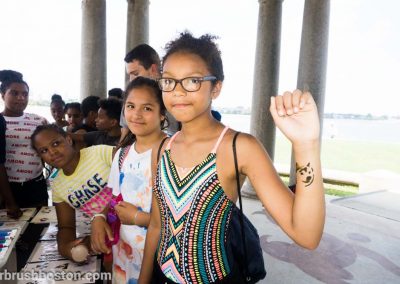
[{"xmin": 296, "ymin": 162, "xmax": 315, "ymax": 187}]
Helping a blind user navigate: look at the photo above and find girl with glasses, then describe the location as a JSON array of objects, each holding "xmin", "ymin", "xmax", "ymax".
[{"xmin": 139, "ymin": 32, "xmax": 324, "ymax": 283}]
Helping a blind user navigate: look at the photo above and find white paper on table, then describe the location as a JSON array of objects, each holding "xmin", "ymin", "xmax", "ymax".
[
  {"xmin": 39, "ymin": 223, "xmax": 58, "ymax": 241},
  {"xmin": 40, "ymin": 222, "xmax": 91, "ymax": 241},
  {"xmin": 27, "ymin": 241, "xmax": 67, "ymax": 263},
  {"xmin": 31, "ymin": 206, "xmax": 91, "ymax": 224},
  {"xmin": 30, "ymin": 206, "xmax": 56, "ymax": 224},
  {"xmin": 0, "ymin": 208, "xmax": 37, "ymax": 222}
]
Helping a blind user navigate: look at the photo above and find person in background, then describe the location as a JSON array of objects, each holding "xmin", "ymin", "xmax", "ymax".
[
  {"xmin": 46, "ymin": 94, "xmax": 68, "ymax": 179},
  {"xmin": 125, "ymin": 44, "xmax": 160, "ymax": 80},
  {"xmin": 50, "ymin": 94, "xmax": 68, "ymax": 128},
  {"xmin": 64, "ymin": 102, "xmax": 87, "ymax": 150},
  {"xmin": 65, "ymin": 102, "xmax": 83, "ymax": 133},
  {"xmin": 69, "ymin": 98, "xmax": 122, "ymax": 147},
  {"xmin": 31, "ymin": 124, "xmax": 114, "ymax": 262},
  {"xmin": 74, "ymin": 95, "xmax": 99, "ymax": 133},
  {"xmin": 108, "ymin": 88, "xmax": 123, "ymax": 100},
  {"xmin": 0, "ymin": 69, "xmax": 49, "ymax": 208},
  {"xmin": 120, "ymin": 44, "xmax": 179, "ymax": 143}
]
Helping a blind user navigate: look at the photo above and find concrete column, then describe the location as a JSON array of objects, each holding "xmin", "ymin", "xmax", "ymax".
[
  {"xmin": 242, "ymin": 0, "xmax": 283, "ymax": 198},
  {"xmin": 289, "ymin": 0, "xmax": 330, "ymax": 185},
  {"xmin": 125, "ymin": 0, "xmax": 149, "ymax": 82},
  {"xmin": 80, "ymin": 0, "xmax": 107, "ymax": 100}
]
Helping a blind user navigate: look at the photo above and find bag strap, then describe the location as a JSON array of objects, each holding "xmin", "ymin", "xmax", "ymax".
[
  {"xmin": 116, "ymin": 145, "xmax": 131, "ymax": 203},
  {"xmin": 157, "ymin": 136, "xmax": 168, "ymax": 163},
  {"xmin": 119, "ymin": 136, "xmax": 167, "ymax": 171},
  {"xmin": 118, "ymin": 145, "xmax": 131, "ymax": 172},
  {"xmin": 232, "ymin": 131, "xmax": 250, "ymax": 278}
]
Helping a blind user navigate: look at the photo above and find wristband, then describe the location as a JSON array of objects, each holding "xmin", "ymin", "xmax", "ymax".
[
  {"xmin": 133, "ymin": 208, "xmax": 142, "ymax": 225},
  {"xmin": 90, "ymin": 213, "xmax": 107, "ymax": 223}
]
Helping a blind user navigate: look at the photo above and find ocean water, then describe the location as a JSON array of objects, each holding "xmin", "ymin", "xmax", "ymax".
[
  {"xmin": 221, "ymin": 114, "xmax": 400, "ymax": 144},
  {"xmin": 221, "ymin": 113, "xmax": 400, "ymax": 174}
]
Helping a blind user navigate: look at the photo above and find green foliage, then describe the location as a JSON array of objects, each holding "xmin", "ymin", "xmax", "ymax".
[
  {"xmin": 279, "ymin": 174, "xmax": 358, "ymax": 197},
  {"xmin": 323, "ymin": 182, "xmax": 358, "ymax": 197}
]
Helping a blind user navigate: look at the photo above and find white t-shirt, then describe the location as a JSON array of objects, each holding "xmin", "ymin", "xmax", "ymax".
[
  {"xmin": 108, "ymin": 143, "xmax": 153, "ymax": 283},
  {"xmin": 3, "ymin": 113, "xmax": 47, "ymax": 182}
]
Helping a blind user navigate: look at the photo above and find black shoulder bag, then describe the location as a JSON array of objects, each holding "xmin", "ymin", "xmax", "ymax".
[{"xmin": 227, "ymin": 132, "xmax": 267, "ymax": 283}]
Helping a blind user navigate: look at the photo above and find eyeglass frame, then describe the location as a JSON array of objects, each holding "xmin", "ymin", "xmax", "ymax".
[{"xmin": 157, "ymin": 76, "xmax": 217, "ymax": 92}]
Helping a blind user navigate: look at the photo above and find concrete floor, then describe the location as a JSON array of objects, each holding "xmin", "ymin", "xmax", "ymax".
[{"xmin": 244, "ymin": 192, "xmax": 400, "ymax": 284}]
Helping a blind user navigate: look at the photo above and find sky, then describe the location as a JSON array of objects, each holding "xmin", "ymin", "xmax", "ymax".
[{"xmin": 1, "ymin": 0, "xmax": 399, "ymax": 116}]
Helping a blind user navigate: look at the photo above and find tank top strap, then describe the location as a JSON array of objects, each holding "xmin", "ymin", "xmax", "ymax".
[
  {"xmin": 166, "ymin": 131, "xmax": 180, "ymax": 150},
  {"xmin": 211, "ymin": 126, "xmax": 230, "ymax": 154}
]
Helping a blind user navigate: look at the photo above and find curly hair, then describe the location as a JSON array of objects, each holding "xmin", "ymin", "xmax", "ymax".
[
  {"xmin": 162, "ymin": 31, "xmax": 224, "ymax": 82},
  {"xmin": 81, "ymin": 96, "xmax": 100, "ymax": 118},
  {"xmin": 98, "ymin": 98, "xmax": 122, "ymax": 121}
]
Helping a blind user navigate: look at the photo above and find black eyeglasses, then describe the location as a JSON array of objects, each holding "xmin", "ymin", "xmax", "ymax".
[{"xmin": 157, "ymin": 76, "xmax": 217, "ymax": 92}]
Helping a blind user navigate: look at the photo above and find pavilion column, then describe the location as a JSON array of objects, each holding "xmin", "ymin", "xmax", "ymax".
[
  {"xmin": 80, "ymin": 0, "xmax": 107, "ymax": 100},
  {"xmin": 242, "ymin": 0, "xmax": 284, "ymax": 197},
  {"xmin": 125, "ymin": 0, "xmax": 149, "ymax": 82},
  {"xmin": 289, "ymin": 0, "xmax": 330, "ymax": 185}
]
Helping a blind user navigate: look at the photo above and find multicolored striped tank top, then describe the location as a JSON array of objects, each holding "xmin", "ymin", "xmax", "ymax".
[{"xmin": 154, "ymin": 126, "xmax": 235, "ymax": 283}]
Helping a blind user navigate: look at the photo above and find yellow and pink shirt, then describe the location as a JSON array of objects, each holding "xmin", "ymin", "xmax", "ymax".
[{"xmin": 50, "ymin": 145, "xmax": 113, "ymax": 216}]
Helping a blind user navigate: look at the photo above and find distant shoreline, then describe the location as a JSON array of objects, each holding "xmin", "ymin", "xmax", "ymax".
[
  {"xmin": 1, "ymin": 103, "xmax": 398, "ymax": 173},
  {"xmin": 3, "ymin": 100, "xmax": 398, "ymax": 121},
  {"xmin": 215, "ymin": 109, "xmax": 399, "ymax": 121}
]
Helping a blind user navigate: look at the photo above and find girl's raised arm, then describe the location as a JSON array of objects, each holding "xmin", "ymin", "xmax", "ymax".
[{"xmin": 240, "ymin": 90, "xmax": 325, "ymax": 249}]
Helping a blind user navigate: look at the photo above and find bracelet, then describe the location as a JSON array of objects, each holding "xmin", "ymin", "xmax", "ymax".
[
  {"xmin": 133, "ymin": 208, "xmax": 142, "ymax": 225},
  {"xmin": 90, "ymin": 213, "xmax": 107, "ymax": 223}
]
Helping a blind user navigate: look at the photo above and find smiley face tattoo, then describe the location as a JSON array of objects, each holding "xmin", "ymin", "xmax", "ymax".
[{"xmin": 296, "ymin": 162, "xmax": 315, "ymax": 187}]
